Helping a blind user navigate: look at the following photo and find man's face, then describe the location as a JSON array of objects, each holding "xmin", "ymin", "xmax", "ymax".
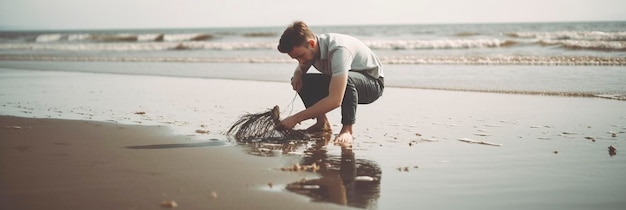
[{"xmin": 287, "ymin": 41, "xmax": 315, "ymax": 66}]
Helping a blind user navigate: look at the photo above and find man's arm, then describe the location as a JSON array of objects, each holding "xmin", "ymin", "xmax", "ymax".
[
  {"xmin": 279, "ymin": 73, "xmax": 348, "ymax": 129},
  {"xmin": 296, "ymin": 46, "xmax": 353, "ymax": 119}
]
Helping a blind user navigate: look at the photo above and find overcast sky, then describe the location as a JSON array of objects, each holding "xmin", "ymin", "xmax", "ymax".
[{"xmin": 1, "ymin": 0, "xmax": 625, "ymax": 30}]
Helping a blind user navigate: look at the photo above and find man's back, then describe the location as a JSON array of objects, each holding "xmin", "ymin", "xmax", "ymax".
[{"xmin": 313, "ymin": 33, "xmax": 384, "ymax": 79}]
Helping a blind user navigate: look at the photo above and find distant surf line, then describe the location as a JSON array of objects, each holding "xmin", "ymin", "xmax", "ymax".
[{"xmin": 2, "ymin": 55, "xmax": 625, "ymax": 66}]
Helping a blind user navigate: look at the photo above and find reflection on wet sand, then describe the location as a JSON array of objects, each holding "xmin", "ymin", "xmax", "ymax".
[
  {"xmin": 236, "ymin": 136, "xmax": 312, "ymax": 157},
  {"xmin": 236, "ymin": 133, "xmax": 381, "ymax": 209}
]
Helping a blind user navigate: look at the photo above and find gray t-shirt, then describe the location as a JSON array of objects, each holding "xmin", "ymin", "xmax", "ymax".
[{"xmin": 312, "ymin": 33, "xmax": 384, "ymax": 79}]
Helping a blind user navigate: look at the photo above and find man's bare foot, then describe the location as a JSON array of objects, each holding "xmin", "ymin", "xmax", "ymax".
[
  {"xmin": 334, "ymin": 132, "xmax": 353, "ymax": 146},
  {"xmin": 333, "ymin": 125, "xmax": 353, "ymax": 146},
  {"xmin": 306, "ymin": 119, "xmax": 332, "ymax": 133}
]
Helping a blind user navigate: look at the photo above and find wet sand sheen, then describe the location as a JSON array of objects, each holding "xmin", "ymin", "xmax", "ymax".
[
  {"xmin": 0, "ymin": 116, "xmax": 349, "ymax": 210},
  {"xmin": 1, "ymin": 67, "xmax": 625, "ymax": 209}
]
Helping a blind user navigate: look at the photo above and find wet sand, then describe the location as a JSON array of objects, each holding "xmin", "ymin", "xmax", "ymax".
[
  {"xmin": 1, "ymin": 67, "xmax": 626, "ymax": 209},
  {"xmin": 0, "ymin": 116, "xmax": 352, "ymax": 210}
]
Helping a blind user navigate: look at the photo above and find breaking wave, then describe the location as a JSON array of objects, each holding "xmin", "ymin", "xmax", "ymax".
[
  {"xmin": 0, "ymin": 42, "xmax": 275, "ymax": 51},
  {"xmin": 2, "ymin": 55, "xmax": 624, "ymax": 66},
  {"xmin": 506, "ymin": 31, "xmax": 626, "ymax": 41},
  {"xmin": 365, "ymin": 39, "xmax": 516, "ymax": 50},
  {"xmin": 32, "ymin": 33, "xmax": 216, "ymax": 43},
  {"xmin": 541, "ymin": 40, "xmax": 626, "ymax": 51},
  {"xmin": 28, "ymin": 32, "xmax": 269, "ymax": 43},
  {"xmin": 34, "ymin": 33, "xmax": 63, "ymax": 42},
  {"xmin": 3, "ymin": 39, "xmax": 624, "ymax": 52}
]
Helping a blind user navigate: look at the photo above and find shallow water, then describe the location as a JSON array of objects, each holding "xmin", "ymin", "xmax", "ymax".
[{"xmin": 2, "ymin": 61, "xmax": 625, "ymax": 100}]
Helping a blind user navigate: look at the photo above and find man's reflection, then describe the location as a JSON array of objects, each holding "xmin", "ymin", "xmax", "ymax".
[{"xmin": 287, "ymin": 133, "xmax": 381, "ymax": 209}]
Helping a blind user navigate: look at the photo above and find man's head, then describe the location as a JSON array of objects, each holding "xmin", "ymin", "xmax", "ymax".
[{"xmin": 278, "ymin": 21, "xmax": 317, "ymax": 66}]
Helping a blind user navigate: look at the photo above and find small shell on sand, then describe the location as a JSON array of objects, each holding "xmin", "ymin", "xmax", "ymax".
[
  {"xmin": 161, "ymin": 200, "xmax": 178, "ymax": 208},
  {"xmin": 210, "ymin": 191, "xmax": 218, "ymax": 199},
  {"xmin": 195, "ymin": 129, "xmax": 209, "ymax": 134},
  {"xmin": 2, "ymin": 126, "xmax": 23, "ymax": 129},
  {"xmin": 530, "ymin": 125, "xmax": 551, "ymax": 128}
]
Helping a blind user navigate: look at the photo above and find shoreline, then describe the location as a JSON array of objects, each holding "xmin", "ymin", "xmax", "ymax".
[{"xmin": 1, "ymin": 61, "xmax": 625, "ymax": 101}]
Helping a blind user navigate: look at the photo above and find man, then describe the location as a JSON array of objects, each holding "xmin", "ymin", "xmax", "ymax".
[{"xmin": 276, "ymin": 21, "xmax": 384, "ymax": 144}]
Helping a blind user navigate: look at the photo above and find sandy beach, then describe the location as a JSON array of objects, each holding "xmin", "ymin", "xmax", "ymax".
[{"xmin": 1, "ymin": 65, "xmax": 626, "ymax": 210}]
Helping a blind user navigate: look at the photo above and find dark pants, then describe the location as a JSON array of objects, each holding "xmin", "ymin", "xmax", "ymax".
[{"xmin": 299, "ymin": 71, "xmax": 384, "ymax": 125}]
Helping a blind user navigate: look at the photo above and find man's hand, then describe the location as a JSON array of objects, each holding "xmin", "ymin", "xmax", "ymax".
[
  {"xmin": 276, "ymin": 115, "xmax": 299, "ymax": 130},
  {"xmin": 291, "ymin": 71, "xmax": 303, "ymax": 92}
]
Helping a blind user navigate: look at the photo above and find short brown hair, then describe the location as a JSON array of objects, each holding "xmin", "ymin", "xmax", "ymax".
[{"xmin": 277, "ymin": 21, "xmax": 315, "ymax": 53}]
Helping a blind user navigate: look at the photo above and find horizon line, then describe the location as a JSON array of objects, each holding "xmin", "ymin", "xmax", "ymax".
[{"xmin": 1, "ymin": 20, "xmax": 625, "ymax": 32}]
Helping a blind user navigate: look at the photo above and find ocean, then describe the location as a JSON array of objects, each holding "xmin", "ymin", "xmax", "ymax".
[
  {"xmin": 1, "ymin": 21, "xmax": 625, "ymax": 100},
  {"xmin": 1, "ymin": 21, "xmax": 626, "ymax": 63}
]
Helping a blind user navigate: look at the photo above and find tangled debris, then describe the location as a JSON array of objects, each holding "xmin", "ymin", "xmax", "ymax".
[{"xmin": 225, "ymin": 106, "xmax": 307, "ymax": 141}]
